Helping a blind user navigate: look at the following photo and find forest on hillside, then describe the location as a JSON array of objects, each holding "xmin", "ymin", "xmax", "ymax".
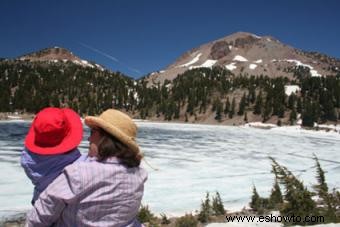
[{"xmin": 1, "ymin": 59, "xmax": 340, "ymax": 127}]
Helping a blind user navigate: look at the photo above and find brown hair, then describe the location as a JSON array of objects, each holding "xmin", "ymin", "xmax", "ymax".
[{"xmin": 96, "ymin": 129, "xmax": 142, "ymax": 168}]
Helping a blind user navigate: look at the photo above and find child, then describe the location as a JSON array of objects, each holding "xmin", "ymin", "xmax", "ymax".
[{"xmin": 21, "ymin": 107, "xmax": 83, "ymax": 204}]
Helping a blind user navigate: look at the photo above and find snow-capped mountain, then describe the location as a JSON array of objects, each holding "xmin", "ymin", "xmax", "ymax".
[
  {"xmin": 145, "ymin": 32, "xmax": 340, "ymax": 85},
  {"xmin": 18, "ymin": 46, "xmax": 105, "ymax": 71}
]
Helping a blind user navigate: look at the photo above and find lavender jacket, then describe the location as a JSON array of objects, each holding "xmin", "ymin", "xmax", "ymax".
[
  {"xmin": 25, "ymin": 157, "xmax": 148, "ymax": 227},
  {"xmin": 20, "ymin": 148, "xmax": 82, "ymax": 204}
]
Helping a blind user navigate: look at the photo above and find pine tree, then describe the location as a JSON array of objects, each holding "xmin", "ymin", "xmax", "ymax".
[
  {"xmin": 269, "ymin": 180, "xmax": 283, "ymax": 209},
  {"xmin": 322, "ymin": 99, "xmax": 337, "ymax": 122},
  {"xmin": 214, "ymin": 98, "xmax": 223, "ymax": 122},
  {"xmin": 253, "ymin": 91, "xmax": 262, "ymax": 115},
  {"xmin": 250, "ymin": 186, "xmax": 270, "ymax": 214},
  {"xmin": 313, "ymin": 156, "xmax": 337, "ymax": 223},
  {"xmin": 289, "ymin": 108, "xmax": 297, "ymax": 125},
  {"xmin": 250, "ymin": 186, "xmax": 261, "ymax": 212},
  {"xmin": 186, "ymin": 96, "xmax": 195, "ymax": 116},
  {"xmin": 272, "ymin": 80, "xmax": 285, "ymax": 118},
  {"xmin": 228, "ymin": 98, "xmax": 235, "ymax": 119},
  {"xmin": 313, "ymin": 156, "xmax": 328, "ymax": 199},
  {"xmin": 0, "ymin": 87, "xmax": 10, "ymax": 112},
  {"xmin": 248, "ymin": 87, "xmax": 256, "ymax": 104},
  {"xmin": 297, "ymin": 97, "xmax": 303, "ymax": 113},
  {"xmin": 288, "ymin": 93, "xmax": 296, "ymax": 110},
  {"xmin": 224, "ymin": 97, "xmax": 230, "ymax": 117},
  {"xmin": 137, "ymin": 205, "xmax": 156, "ymax": 225},
  {"xmin": 270, "ymin": 157, "xmax": 318, "ymax": 225},
  {"xmin": 212, "ymin": 191, "xmax": 225, "ymax": 215},
  {"xmin": 302, "ymin": 99, "xmax": 316, "ymax": 127},
  {"xmin": 174, "ymin": 101, "xmax": 180, "ymax": 119},
  {"xmin": 237, "ymin": 93, "xmax": 246, "ymax": 116},
  {"xmin": 160, "ymin": 213, "xmax": 171, "ymax": 224},
  {"xmin": 262, "ymin": 99, "xmax": 272, "ymax": 122},
  {"xmin": 198, "ymin": 192, "xmax": 212, "ymax": 223}
]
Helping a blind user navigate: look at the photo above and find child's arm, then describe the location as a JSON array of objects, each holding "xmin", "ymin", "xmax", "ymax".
[{"xmin": 25, "ymin": 164, "xmax": 81, "ymax": 226}]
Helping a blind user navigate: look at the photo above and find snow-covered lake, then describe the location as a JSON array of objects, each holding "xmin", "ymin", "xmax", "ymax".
[{"xmin": 0, "ymin": 121, "xmax": 340, "ymax": 218}]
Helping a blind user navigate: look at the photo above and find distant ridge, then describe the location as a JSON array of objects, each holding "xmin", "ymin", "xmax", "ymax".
[
  {"xmin": 145, "ymin": 31, "xmax": 340, "ymax": 85},
  {"xmin": 18, "ymin": 46, "xmax": 105, "ymax": 70}
]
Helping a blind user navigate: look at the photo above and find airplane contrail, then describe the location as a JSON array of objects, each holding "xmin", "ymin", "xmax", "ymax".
[
  {"xmin": 79, "ymin": 42, "xmax": 118, "ymax": 62},
  {"xmin": 79, "ymin": 42, "xmax": 141, "ymax": 74}
]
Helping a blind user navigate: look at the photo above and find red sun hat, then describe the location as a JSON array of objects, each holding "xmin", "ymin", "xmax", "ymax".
[{"xmin": 25, "ymin": 107, "xmax": 83, "ymax": 155}]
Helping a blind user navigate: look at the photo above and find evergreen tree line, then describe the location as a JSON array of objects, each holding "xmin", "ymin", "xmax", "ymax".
[
  {"xmin": 138, "ymin": 67, "xmax": 340, "ymax": 127},
  {"xmin": 1, "ymin": 60, "xmax": 340, "ymax": 127}
]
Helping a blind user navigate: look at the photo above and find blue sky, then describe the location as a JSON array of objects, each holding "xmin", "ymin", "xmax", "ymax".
[{"xmin": 1, "ymin": 0, "xmax": 339, "ymax": 79}]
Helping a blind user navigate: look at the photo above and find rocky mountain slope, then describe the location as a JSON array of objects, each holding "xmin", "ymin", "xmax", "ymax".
[
  {"xmin": 18, "ymin": 46, "xmax": 105, "ymax": 71},
  {"xmin": 145, "ymin": 32, "xmax": 340, "ymax": 85}
]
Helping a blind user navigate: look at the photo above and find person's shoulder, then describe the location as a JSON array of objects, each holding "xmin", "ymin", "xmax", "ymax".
[{"xmin": 64, "ymin": 158, "xmax": 101, "ymax": 173}]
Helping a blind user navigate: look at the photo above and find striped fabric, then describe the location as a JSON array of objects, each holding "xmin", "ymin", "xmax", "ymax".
[{"xmin": 25, "ymin": 157, "xmax": 148, "ymax": 227}]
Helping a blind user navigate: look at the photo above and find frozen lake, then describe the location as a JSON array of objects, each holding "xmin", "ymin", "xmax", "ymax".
[{"xmin": 0, "ymin": 120, "xmax": 340, "ymax": 218}]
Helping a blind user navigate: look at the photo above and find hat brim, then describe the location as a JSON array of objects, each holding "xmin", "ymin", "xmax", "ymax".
[
  {"xmin": 85, "ymin": 116, "xmax": 140, "ymax": 154},
  {"xmin": 25, "ymin": 109, "xmax": 83, "ymax": 155}
]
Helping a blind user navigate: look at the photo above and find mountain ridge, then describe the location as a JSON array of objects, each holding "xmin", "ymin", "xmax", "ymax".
[
  {"xmin": 17, "ymin": 46, "xmax": 105, "ymax": 71},
  {"xmin": 145, "ymin": 31, "xmax": 340, "ymax": 85}
]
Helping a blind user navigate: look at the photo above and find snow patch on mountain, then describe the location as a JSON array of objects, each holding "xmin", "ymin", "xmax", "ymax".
[
  {"xmin": 81, "ymin": 60, "xmax": 95, "ymax": 68},
  {"xmin": 233, "ymin": 55, "xmax": 248, "ymax": 62},
  {"xmin": 249, "ymin": 64, "xmax": 257, "ymax": 70},
  {"xmin": 95, "ymin": 64, "xmax": 104, "ymax": 71},
  {"xmin": 285, "ymin": 59, "xmax": 322, "ymax": 77},
  {"xmin": 252, "ymin": 34, "xmax": 261, "ymax": 39},
  {"xmin": 189, "ymin": 59, "xmax": 217, "ymax": 69},
  {"xmin": 178, "ymin": 53, "xmax": 202, "ymax": 67},
  {"xmin": 225, "ymin": 62, "xmax": 237, "ymax": 71},
  {"xmin": 73, "ymin": 60, "xmax": 94, "ymax": 68},
  {"xmin": 284, "ymin": 85, "xmax": 301, "ymax": 96}
]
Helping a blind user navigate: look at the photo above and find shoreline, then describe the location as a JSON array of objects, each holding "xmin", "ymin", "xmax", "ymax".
[
  {"xmin": 1, "ymin": 112, "xmax": 340, "ymax": 135},
  {"xmin": 0, "ymin": 112, "xmax": 35, "ymax": 121}
]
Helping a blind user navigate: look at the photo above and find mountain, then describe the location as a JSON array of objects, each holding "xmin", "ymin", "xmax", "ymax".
[
  {"xmin": 18, "ymin": 46, "xmax": 105, "ymax": 71},
  {"xmin": 145, "ymin": 32, "xmax": 340, "ymax": 85},
  {"xmin": 0, "ymin": 47, "xmax": 136, "ymax": 115},
  {"xmin": 1, "ymin": 39, "xmax": 340, "ymax": 127}
]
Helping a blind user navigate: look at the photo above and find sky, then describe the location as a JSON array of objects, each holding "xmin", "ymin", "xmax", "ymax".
[{"xmin": 0, "ymin": 0, "xmax": 339, "ymax": 79}]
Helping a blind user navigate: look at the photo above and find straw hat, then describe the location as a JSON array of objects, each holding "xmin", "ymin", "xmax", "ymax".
[
  {"xmin": 25, "ymin": 107, "xmax": 83, "ymax": 155},
  {"xmin": 85, "ymin": 109, "xmax": 140, "ymax": 154}
]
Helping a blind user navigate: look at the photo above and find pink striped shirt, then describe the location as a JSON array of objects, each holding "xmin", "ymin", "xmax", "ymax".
[{"xmin": 25, "ymin": 157, "xmax": 147, "ymax": 227}]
